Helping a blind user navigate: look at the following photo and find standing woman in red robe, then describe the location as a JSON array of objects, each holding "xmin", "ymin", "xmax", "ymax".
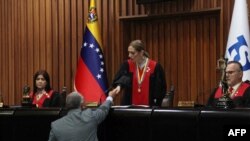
[
  {"xmin": 29, "ymin": 70, "xmax": 61, "ymax": 108},
  {"xmin": 111, "ymin": 40, "xmax": 167, "ymax": 107}
]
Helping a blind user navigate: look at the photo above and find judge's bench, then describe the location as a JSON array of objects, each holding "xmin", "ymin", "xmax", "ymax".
[{"xmin": 0, "ymin": 106, "xmax": 249, "ymax": 141}]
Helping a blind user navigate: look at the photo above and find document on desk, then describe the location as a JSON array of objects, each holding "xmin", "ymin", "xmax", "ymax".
[
  {"xmin": 112, "ymin": 105, "xmax": 150, "ymax": 108},
  {"xmin": 112, "ymin": 105, "xmax": 131, "ymax": 108}
]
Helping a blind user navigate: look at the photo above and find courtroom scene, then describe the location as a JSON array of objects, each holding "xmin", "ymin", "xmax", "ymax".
[{"xmin": 0, "ymin": 0, "xmax": 250, "ymax": 141}]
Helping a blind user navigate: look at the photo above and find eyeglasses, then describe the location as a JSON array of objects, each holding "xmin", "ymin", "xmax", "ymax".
[{"xmin": 225, "ymin": 70, "xmax": 241, "ymax": 75}]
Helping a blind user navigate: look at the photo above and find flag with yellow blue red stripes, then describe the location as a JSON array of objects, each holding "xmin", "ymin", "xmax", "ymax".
[{"xmin": 74, "ymin": 0, "xmax": 108, "ymax": 104}]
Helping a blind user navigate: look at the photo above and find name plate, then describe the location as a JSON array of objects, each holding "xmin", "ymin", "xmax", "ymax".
[
  {"xmin": 86, "ymin": 102, "xmax": 98, "ymax": 107},
  {"xmin": 178, "ymin": 101, "xmax": 195, "ymax": 107}
]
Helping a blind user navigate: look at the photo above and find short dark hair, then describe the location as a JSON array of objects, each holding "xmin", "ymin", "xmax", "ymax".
[{"xmin": 227, "ymin": 61, "xmax": 243, "ymax": 71}]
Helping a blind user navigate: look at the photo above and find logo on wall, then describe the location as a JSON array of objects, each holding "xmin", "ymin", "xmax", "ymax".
[{"xmin": 228, "ymin": 35, "xmax": 250, "ymax": 71}]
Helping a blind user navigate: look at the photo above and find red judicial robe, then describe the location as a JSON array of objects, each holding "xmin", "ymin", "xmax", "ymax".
[
  {"xmin": 112, "ymin": 59, "xmax": 166, "ymax": 107},
  {"xmin": 29, "ymin": 90, "xmax": 61, "ymax": 108},
  {"xmin": 207, "ymin": 82, "xmax": 250, "ymax": 108}
]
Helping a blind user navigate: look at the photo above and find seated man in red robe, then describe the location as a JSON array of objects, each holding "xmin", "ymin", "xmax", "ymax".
[{"xmin": 207, "ymin": 61, "xmax": 250, "ymax": 108}]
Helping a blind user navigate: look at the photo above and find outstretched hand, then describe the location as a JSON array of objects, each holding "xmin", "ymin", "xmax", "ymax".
[
  {"xmin": 112, "ymin": 85, "xmax": 121, "ymax": 94},
  {"xmin": 108, "ymin": 85, "xmax": 121, "ymax": 99}
]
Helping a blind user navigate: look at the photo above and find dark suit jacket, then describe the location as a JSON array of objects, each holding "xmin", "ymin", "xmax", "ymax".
[{"xmin": 48, "ymin": 100, "xmax": 112, "ymax": 141}]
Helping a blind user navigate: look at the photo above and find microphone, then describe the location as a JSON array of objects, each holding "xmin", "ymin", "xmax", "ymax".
[
  {"xmin": 161, "ymin": 84, "xmax": 174, "ymax": 107},
  {"xmin": 170, "ymin": 84, "xmax": 174, "ymax": 93},
  {"xmin": 0, "ymin": 91, "xmax": 3, "ymax": 107},
  {"xmin": 221, "ymin": 80, "xmax": 228, "ymax": 95},
  {"xmin": 61, "ymin": 86, "xmax": 67, "ymax": 107}
]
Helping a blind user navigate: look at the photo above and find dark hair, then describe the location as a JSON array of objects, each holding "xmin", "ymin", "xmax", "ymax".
[
  {"xmin": 33, "ymin": 70, "xmax": 52, "ymax": 93},
  {"xmin": 227, "ymin": 61, "xmax": 243, "ymax": 71},
  {"xmin": 129, "ymin": 40, "xmax": 149, "ymax": 57}
]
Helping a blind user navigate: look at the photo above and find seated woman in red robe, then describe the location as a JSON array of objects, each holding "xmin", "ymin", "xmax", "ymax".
[{"xmin": 29, "ymin": 70, "xmax": 61, "ymax": 108}]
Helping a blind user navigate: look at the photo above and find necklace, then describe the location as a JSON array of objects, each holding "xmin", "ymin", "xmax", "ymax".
[
  {"xmin": 136, "ymin": 58, "xmax": 149, "ymax": 93},
  {"xmin": 36, "ymin": 90, "xmax": 46, "ymax": 101},
  {"xmin": 36, "ymin": 93, "xmax": 44, "ymax": 100}
]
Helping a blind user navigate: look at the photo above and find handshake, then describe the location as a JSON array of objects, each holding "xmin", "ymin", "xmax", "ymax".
[{"xmin": 108, "ymin": 85, "xmax": 121, "ymax": 98}]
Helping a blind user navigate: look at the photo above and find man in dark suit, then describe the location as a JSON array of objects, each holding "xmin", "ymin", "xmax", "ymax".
[
  {"xmin": 48, "ymin": 90, "xmax": 118, "ymax": 141},
  {"xmin": 207, "ymin": 61, "xmax": 250, "ymax": 107}
]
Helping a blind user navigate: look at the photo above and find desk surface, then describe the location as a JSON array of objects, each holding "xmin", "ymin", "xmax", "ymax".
[{"xmin": 0, "ymin": 107, "xmax": 249, "ymax": 141}]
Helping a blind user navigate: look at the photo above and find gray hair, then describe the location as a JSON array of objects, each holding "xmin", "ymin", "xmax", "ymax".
[{"xmin": 66, "ymin": 92, "xmax": 84, "ymax": 109}]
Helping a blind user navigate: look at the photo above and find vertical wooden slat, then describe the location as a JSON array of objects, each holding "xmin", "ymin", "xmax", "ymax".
[
  {"xmin": 13, "ymin": 0, "xmax": 20, "ymax": 104},
  {"xmin": 51, "ymin": 0, "xmax": 59, "ymax": 90},
  {"xmin": 45, "ymin": 0, "xmax": 52, "ymax": 76},
  {"xmin": 165, "ymin": 21, "xmax": 171, "ymax": 89},
  {"xmin": 128, "ymin": 0, "xmax": 133, "ymax": 16},
  {"xmin": 33, "ymin": 0, "xmax": 40, "ymax": 71},
  {"xmin": 208, "ymin": 17, "xmax": 218, "ymax": 102},
  {"xmin": 158, "ymin": 21, "xmax": 165, "ymax": 88},
  {"xmin": 71, "ymin": 0, "xmax": 77, "ymax": 90},
  {"xmin": 78, "ymin": 0, "xmax": 84, "ymax": 60},
  {"xmin": 4, "ymin": 0, "xmax": 9, "ymax": 103},
  {"xmin": 102, "ymin": 0, "xmax": 108, "ymax": 55},
  {"xmin": 108, "ymin": 0, "xmax": 114, "ymax": 81},
  {"xmin": 1, "ymin": 0, "xmax": 5, "ymax": 102},
  {"xmin": 183, "ymin": 20, "xmax": 191, "ymax": 100},
  {"xmin": 190, "ymin": 19, "xmax": 198, "ymax": 102},
  {"xmin": 196, "ymin": 18, "xmax": 203, "ymax": 104},
  {"xmin": 39, "ymin": 0, "xmax": 46, "ymax": 69},
  {"xmin": 203, "ymin": 18, "xmax": 210, "ymax": 104},
  {"xmin": 148, "ymin": 23, "xmax": 153, "ymax": 60},
  {"xmin": 0, "ymin": 0, "xmax": 2, "ymax": 98},
  {"xmin": 170, "ymin": 20, "xmax": 178, "ymax": 103},
  {"xmin": 73, "ymin": 0, "xmax": 83, "ymax": 89},
  {"xmin": 112, "ymin": 0, "xmax": 119, "ymax": 82},
  {"xmin": 152, "ymin": 22, "xmax": 158, "ymax": 61},
  {"xmin": 58, "ymin": 0, "xmax": 65, "ymax": 91},
  {"xmin": 65, "ymin": 0, "xmax": 71, "ymax": 90},
  {"xmin": 27, "ymin": 0, "xmax": 34, "ymax": 88},
  {"xmin": 120, "ymin": 0, "xmax": 126, "ymax": 16},
  {"xmin": 111, "ymin": 0, "xmax": 117, "ymax": 81},
  {"xmin": 7, "ymin": 0, "xmax": 12, "ymax": 103},
  {"xmin": 19, "ymin": 0, "xmax": 27, "ymax": 103},
  {"xmin": 177, "ymin": 19, "xmax": 185, "ymax": 101},
  {"xmin": 134, "ymin": 0, "xmax": 139, "ymax": 15}
]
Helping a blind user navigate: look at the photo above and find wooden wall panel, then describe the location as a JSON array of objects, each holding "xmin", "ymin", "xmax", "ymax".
[
  {"xmin": 120, "ymin": 11, "xmax": 220, "ymax": 105},
  {"xmin": 27, "ymin": 0, "xmax": 34, "ymax": 88},
  {"xmin": 0, "ymin": 0, "xmax": 2, "ymax": 101},
  {"xmin": 0, "ymin": 0, "xmax": 245, "ymax": 106}
]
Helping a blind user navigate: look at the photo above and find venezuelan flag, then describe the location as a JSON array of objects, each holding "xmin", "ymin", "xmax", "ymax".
[{"xmin": 74, "ymin": 0, "xmax": 108, "ymax": 104}]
